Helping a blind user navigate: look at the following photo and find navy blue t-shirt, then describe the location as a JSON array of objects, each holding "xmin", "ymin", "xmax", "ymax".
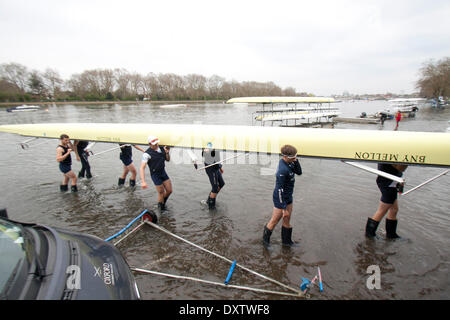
[{"xmin": 273, "ymin": 158, "xmax": 302, "ymax": 208}]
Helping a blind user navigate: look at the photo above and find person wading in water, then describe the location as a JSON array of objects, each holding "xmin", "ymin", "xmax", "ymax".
[
  {"xmin": 262, "ymin": 144, "xmax": 302, "ymax": 247},
  {"xmin": 201, "ymin": 143, "xmax": 225, "ymax": 210},
  {"xmin": 365, "ymin": 163, "xmax": 407, "ymax": 240},
  {"xmin": 56, "ymin": 134, "xmax": 77, "ymax": 192},
  {"xmin": 140, "ymin": 136, "xmax": 173, "ymax": 211}
]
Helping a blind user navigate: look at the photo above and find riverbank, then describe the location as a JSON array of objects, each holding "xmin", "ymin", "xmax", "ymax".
[{"xmin": 0, "ymin": 99, "xmax": 225, "ymax": 108}]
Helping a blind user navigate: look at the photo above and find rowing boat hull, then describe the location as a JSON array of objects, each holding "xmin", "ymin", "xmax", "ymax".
[{"xmin": 0, "ymin": 123, "xmax": 449, "ymax": 167}]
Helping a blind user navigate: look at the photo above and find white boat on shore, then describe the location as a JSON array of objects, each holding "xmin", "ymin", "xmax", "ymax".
[
  {"xmin": 388, "ymin": 98, "xmax": 424, "ymax": 112},
  {"xmin": 364, "ymin": 98, "xmax": 424, "ymax": 120},
  {"xmin": 6, "ymin": 105, "xmax": 41, "ymax": 112},
  {"xmin": 159, "ymin": 103, "xmax": 187, "ymax": 109}
]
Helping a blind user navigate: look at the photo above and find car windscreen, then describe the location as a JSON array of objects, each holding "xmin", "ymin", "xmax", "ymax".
[{"xmin": 0, "ymin": 218, "xmax": 27, "ymax": 293}]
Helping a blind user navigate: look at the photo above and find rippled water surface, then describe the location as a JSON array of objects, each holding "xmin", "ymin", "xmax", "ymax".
[{"xmin": 0, "ymin": 101, "xmax": 449, "ymax": 299}]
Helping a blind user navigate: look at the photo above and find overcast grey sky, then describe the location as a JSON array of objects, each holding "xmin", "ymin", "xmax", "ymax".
[{"xmin": 1, "ymin": 0, "xmax": 449, "ymax": 95}]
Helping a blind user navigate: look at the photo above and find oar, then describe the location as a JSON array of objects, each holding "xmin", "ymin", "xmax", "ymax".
[
  {"xmin": 20, "ymin": 140, "xmax": 49, "ymax": 150},
  {"xmin": 186, "ymin": 149, "xmax": 199, "ymax": 169},
  {"xmin": 84, "ymin": 142, "xmax": 96, "ymax": 155},
  {"xmin": 19, "ymin": 137, "xmax": 38, "ymax": 149},
  {"xmin": 342, "ymin": 161, "xmax": 404, "ymax": 184},
  {"xmin": 402, "ymin": 170, "xmax": 449, "ymax": 196},
  {"xmin": 90, "ymin": 144, "xmax": 131, "ymax": 157},
  {"xmin": 197, "ymin": 153, "xmax": 249, "ymax": 171}
]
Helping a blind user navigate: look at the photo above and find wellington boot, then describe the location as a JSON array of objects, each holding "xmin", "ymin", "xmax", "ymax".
[
  {"xmin": 207, "ymin": 196, "xmax": 216, "ymax": 210},
  {"xmin": 365, "ymin": 218, "xmax": 380, "ymax": 238},
  {"xmin": 158, "ymin": 202, "xmax": 166, "ymax": 211},
  {"xmin": 71, "ymin": 185, "xmax": 78, "ymax": 192},
  {"xmin": 262, "ymin": 225, "xmax": 273, "ymax": 247},
  {"xmin": 386, "ymin": 219, "xmax": 401, "ymax": 239},
  {"xmin": 60, "ymin": 184, "xmax": 69, "ymax": 192},
  {"xmin": 118, "ymin": 178, "xmax": 125, "ymax": 186},
  {"xmin": 281, "ymin": 226, "xmax": 296, "ymax": 247}
]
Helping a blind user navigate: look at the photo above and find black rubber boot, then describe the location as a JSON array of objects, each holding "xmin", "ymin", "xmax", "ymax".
[
  {"xmin": 163, "ymin": 195, "xmax": 170, "ymax": 204},
  {"xmin": 60, "ymin": 184, "xmax": 68, "ymax": 192},
  {"xmin": 129, "ymin": 179, "xmax": 136, "ymax": 187},
  {"xmin": 71, "ymin": 185, "xmax": 78, "ymax": 192},
  {"xmin": 118, "ymin": 178, "xmax": 125, "ymax": 186},
  {"xmin": 158, "ymin": 202, "xmax": 166, "ymax": 211},
  {"xmin": 262, "ymin": 225, "xmax": 273, "ymax": 247},
  {"xmin": 386, "ymin": 219, "xmax": 400, "ymax": 239},
  {"xmin": 207, "ymin": 196, "xmax": 216, "ymax": 210},
  {"xmin": 78, "ymin": 171, "xmax": 85, "ymax": 178},
  {"xmin": 86, "ymin": 170, "xmax": 92, "ymax": 179},
  {"xmin": 281, "ymin": 226, "xmax": 295, "ymax": 246},
  {"xmin": 365, "ymin": 218, "xmax": 380, "ymax": 238}
]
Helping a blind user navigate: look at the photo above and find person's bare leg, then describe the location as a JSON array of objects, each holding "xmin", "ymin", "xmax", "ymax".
[
  {"xmin": 371, "ymin": 201, "xmax": 392, "ymax": 222},
  {"xmin": 162, "ymin": 179, "xmax": 172, "ymax": 201},
  {"xmin": 129, "ymin": 163, "xmax": 137, "ymax": 180},
  {"xmin": 282, "ymin": 203, "xmax": 293, "ymax": 228},
  {"xmin": 267, "ymin": 207, "xmax": 283, "ymax": 231},
  {"xmin": 263, "ymin": 207, "xmax": 283, "ymax": 246},
  {"xmin": 120, "ymin": 166, "xmax": 129, "ymax": 179},
  {"xmin": 386, "ymin": 200, "xmax": 398, "ymax": 220}
]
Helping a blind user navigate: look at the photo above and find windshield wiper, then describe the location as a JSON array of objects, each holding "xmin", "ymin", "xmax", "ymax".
[
  {"xmin": 22, "ymin": 228, "xmax": 46, "ymax": 280},
  {"xmin": 33, "ymin": 247, "xmax": 46, "ymax": 279}
]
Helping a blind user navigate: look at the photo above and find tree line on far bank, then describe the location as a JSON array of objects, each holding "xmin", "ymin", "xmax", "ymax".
[
  {"xmin": 0, "ymin": 62, "xmax": 308, "ymax": 103},
  {"xmin": 1, "ymin": 57, "xmax": 448, "ymax": 103}
]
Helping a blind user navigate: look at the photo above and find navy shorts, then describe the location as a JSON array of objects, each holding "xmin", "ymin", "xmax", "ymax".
[
  {"xmin": 378, "ymin": 185, "xmax": 398, "ymax": 204},
  {"xmin": 272, "ymin": 190, "xmax": 293, "ymax": 210},
  {"xmin": 151, "ymin": 170, "xmax": 170, "ymax": 186},
  {"xmin": 59, "ymin": 163, "xmax": 72, "ymax": 174},
  {"xmin": 120, "ymin": 154, "xmax": 133, "ymax": 166}
]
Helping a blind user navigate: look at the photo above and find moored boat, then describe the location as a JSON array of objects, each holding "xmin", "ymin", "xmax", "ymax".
[{"xmin": 6, "ymin": 105, "xmax": 41, "ymax": 112}]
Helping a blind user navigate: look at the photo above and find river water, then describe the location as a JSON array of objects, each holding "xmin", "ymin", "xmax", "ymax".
[{"xmin": 0, "ymin": 101, "xmax": 449, "ymax": 300}]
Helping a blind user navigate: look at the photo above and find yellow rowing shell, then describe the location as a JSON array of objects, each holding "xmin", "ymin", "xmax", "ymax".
[{"xmin": 0, "ymin": 123, "xmax": 449, "ymax": 167}]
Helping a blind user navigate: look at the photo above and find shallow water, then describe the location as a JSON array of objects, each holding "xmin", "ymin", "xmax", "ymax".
[{"xmin": 0, "ymin": 101, "xmax": 449, "ymax": 299}]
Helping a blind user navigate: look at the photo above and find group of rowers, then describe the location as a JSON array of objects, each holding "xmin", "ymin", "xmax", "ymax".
[{"xmin": 56, "ymin": 134, "xmax": 406, "ymax": 247}]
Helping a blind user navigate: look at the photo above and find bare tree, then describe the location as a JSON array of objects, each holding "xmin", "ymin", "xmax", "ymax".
[
  {"xmin": 185, "ymin": 73, "xmax": 207, "ymax": 100},
  {"xmin": 98, "ymin": 69, "xmax": 115, "ymax": 96},
  {"xmin": 28, "ymin": 70, "xmax": 47, "ymax": 98},
  {"xmin": 42, "ymin": 68, "xmax": 64, "ymax": 100},
  {"xmin": 206, "ymin": 75, "xmax": 225, "ymax": 99},
  {"xmin": 66, "ymin": 73, "xmax": 85, "ymax": 98},
  {"xmin": 114, "ymin": 68, "xmax": 131, "ymax": 99},
  {"xmin": 283, "ymin": 86, "xmax": 297, "ymax": 96},
  {"xmin": 416, "ymin": 57, "xmax": 450, "ymax": 99},
  {"xmin": 129, "ymin": 72, "xmax": 144, "ymax": 97},
  {"xmin": 0, "ymin": 62, "xmax": 29, "ymax": 93},
  {"xmin": 158, "ymin": 73, "xmax": 175, "ymax": 100},
  {"xmin": 142, "ymin": 72, "xmax": 159, "ymax": 100}
]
